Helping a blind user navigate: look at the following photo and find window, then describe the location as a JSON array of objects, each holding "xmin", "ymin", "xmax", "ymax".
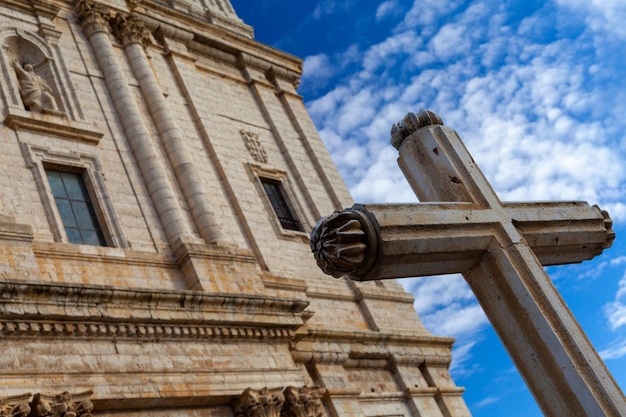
[
  {"xmin": 260, "ymin": 178, "xmax": 304, "ymax": 232},
  {"xmin": 45, "ymin": 169, "xmax": 107, "ymax": 246}
]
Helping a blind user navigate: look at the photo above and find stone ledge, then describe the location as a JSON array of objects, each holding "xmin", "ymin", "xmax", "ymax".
[
  {"xmin": 292, "ymin": 329, "xmax": 454, "ymax": 366},
  {"xmin": 0, "ymin": 214, "xmax": 33, "ymax": 242},
  {"xmin": 0, "ymin": 279, "xmax": 310, "ymax": 330},
  {"xmin": 4, "ymin": 107, "xmax": 104, "ymax": 144},
  {"xmin": 33, "ymin": 241, "xmax": 176, "ymax": 267},
  {"xmin": 172, "ymin": 238, "xmax": 257, "ymax": 265}
]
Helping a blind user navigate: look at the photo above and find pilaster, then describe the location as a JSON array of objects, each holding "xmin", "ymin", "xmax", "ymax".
[
  {"xmin": 75, "ymin": 0, "xmax": 196, "ymax": 254},
  {"xmin": 109, "ymin": 11, "xmax": 224, "ymax": 246}
]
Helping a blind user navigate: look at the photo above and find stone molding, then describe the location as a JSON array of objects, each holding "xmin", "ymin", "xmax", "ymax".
[
  {"xmin": 232, "ymin": 386, "xmax": 326, "ymax": 417},
  {"xmin": 4, "ymin": 107, "xmax": 103, "ymax": 144},
  {"xmin": 0, "ymin": 280, "xmax": 309, "ymax": 341},
  {"xmin": 0, "ymin": 391, "xmax": 93, "ymax": 417},
  {"xmin": 291, "ymin": 329, "xmax": 454, "ymax": 366},
  {"xmin": 0, "ymin": 320, "xmax": 296, "ymax": 342}
]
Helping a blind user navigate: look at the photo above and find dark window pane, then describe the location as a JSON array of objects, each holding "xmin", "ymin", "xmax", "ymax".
[
  {"xmin": 45, "ymin": 169, "xmax": 107, "ymax": 246},
  {"xmin": 260, "ymin": 178, "xmax": 304, "ymax": 232},
  {"xmin": 56, "ymin": 198, "xmax": 77, "ymax": 228},
  {"xmin": 73, "ymin": 201, "xmax": 96, "ymax": 230},
  {"xmin": 81, "ymin": 229, "xmax": 106, "ymax": 246},
  {"xmin": 47, "ymin": 171, "xmax": 66, "ymax": 198},
  {"xmin": 61, "ymin": 172, "xmax": 87, "ymax": 201},
  {"xmin": 66, "ymin": 228, "xmax": 82, "ymax": 244}
]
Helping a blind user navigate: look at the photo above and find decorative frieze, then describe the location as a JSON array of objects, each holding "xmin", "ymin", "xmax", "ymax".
[
  {"xmin": 0, "ymin": 320, "xmax": 296, "ymax": 341},
  {"xmin": 232, "ymin": 386, "xmax": 326, "ymax": 417},
  {"xmin": 0, "ymin": 391, "xmax": 93, "ymax": 417}
]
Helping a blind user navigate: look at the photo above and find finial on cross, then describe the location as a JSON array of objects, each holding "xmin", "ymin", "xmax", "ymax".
[
  {"xmin": 310, "ymin": 111, "xmax": 625, "ymax": 417},
  {"xmin": 390, "ymin": 109, "xmax": 444, "ymax": 150}
]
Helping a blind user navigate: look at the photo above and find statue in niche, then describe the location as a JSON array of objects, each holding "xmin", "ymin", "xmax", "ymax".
[{"xmin": 12, "ymin": 60, "xmax": 59, "ymax": 113}]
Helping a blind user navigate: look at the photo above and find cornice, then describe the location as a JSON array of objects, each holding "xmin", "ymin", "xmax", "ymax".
[
  {"xmin": 137, "ymin": 4, "xmax": 302, "ymax": 85},
  {"xmin": 0, "ymin": 319, "xmax": 297, "ymax": 342},
  {"xmin": 291, "ymin": 329, "xmax": 455, "ymax": 366},
  {"xmin": 0, "ymin": 280, "xmax": 310, "ymax": 341},
  {"xmin": 301, "ymin": 328, "xmax": 454, "ymax": 346}
]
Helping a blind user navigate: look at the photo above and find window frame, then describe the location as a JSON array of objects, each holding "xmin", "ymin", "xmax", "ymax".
[
  {"xmin": 259, "ymin": 177, "xmax": 304, "ymax": 232},
  {"xmin": 45, "ymin": 168, "xmax": 107, "ymax": 246},
  {"xmin": 246, "ymin": 163, "xmax": 309, "ymax": 239},
  {"xmin": 21, "ymin": 143, "xmax": 126, "ymax": 247}
]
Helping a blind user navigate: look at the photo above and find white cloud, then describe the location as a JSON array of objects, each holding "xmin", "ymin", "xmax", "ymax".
[
  {"xmin": 313, "ymin": 0, "xmax": 357, "ymax": 19},
  {"xmin": 603, "ymin": 271, "xmax": 626, "ymax": 331},
  {"xmin": 303, "ymin": 0, "xmax": 626, "ymax": 382},
  {"xmin": 556, "ymin": 0, "xmax": 626, "ymax": 39},
  {"xmin": 375, "ymin": 0, "xmax": 398, "ymax": 21},
  {"xmin": 472, "ymin": 395, "xmax": 501, "ymax": 409},
  {"xmin": 307, "ymin": 0, "xmax": 626, "ymax": 219},
  {"xmin": 449, "ymin": 340, "xmax": 481, "ymax": 376},
  {"xmin": 399, "ymin": 275, "xmax": 488, "ymax": 340},
  {"xmin": 301, "ymin": 53, "xmax": 335, "ymax": 89},
  {"xmin": 600, "ymin": 339, "xmax": 626, "ymax": 360}
]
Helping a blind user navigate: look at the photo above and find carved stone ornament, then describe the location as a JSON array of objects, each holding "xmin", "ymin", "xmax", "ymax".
[
  {"xmin": 75, "ymin": 0, "xmax": 111, "ymax": 37},
  {"xmin": 232, "ymin": 388, "xmax": 284, "ymax": 417},
  {"xmin": 0, "ymin": 391, "xmax": 93, "ymax": 417},
  {"xmin": 232, "ymin": 387, "xmax": 325, "ymax": 417},
  {"xmin": 0, "ymin": 393, "xmax": 31, "ymax": 417},
  {"xmin": 282, "ymin": 386, "xmax": 325, "ymax": 417},
  {"xmin": 390, "ymin": 109, "xmax": 444, "ymax": 150},
  {"xmin": 109, "ymin": 12, "xmax": 151, "ymax": 47},
  {"xmin": 241, "ymin": 130, "xmax": 268, "ymax": 163},
  {"xmin": 310, "ymin": 207, "xmax": 378, "ymax": 278},
  {"xmin": 12, "ymin": 61, "xmax": 59, "ymax": 114}
]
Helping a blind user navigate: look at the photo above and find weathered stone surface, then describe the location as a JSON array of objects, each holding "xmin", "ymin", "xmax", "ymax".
[{"xmin": 0, "ymin": 3, "xmax": 468, "ymax": 417}]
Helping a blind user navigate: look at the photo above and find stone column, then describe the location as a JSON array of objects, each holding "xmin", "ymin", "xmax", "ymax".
[
  {"xmin": 75, "ymin": 0, "xmax": 194, "ymax": 246},
  {"xmin": 109, "ymin": 12, "xmax": 223, "ymax": 244}
]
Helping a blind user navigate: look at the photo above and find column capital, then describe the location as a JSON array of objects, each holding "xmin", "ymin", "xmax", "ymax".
[
  {"xmin": 75, "ymin": 0, "xmax": 111, "ymax": 38},
  {"xmin": 110, "ymin": 12, "xmax": 151, "ymax": 48}
]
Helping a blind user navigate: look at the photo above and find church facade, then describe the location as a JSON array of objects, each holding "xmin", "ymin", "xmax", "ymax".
[{"xmin": 0, "ymin": 1, "xmax": 471, "ymax": 416}]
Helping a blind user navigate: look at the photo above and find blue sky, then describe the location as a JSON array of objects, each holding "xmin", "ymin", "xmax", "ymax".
[{"xmin": 230, "ymin": 1, "xmax": 626, "ymax": 416}]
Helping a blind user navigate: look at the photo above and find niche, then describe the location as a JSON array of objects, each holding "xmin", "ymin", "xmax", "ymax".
[{"xmin": 2, "ymin": 30, "xmax": 64, "ymax": 115}]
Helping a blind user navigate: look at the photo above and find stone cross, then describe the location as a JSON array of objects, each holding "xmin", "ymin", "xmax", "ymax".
[{"xmin": 310, "ymin": 110, "xmax": 626, "ymax": 417}]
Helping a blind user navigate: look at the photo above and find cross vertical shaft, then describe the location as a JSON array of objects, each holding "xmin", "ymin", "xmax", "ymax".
[{"xmin": 395, "ymin": 113, "xmax": 624, "ymax": 416}]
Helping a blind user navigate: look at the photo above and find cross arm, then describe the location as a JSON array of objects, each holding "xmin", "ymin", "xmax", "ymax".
[
  {"xmin": 504, "ymin": 201, "xmax": 614, "ymax": 266},
  {"xmin": 310, "ymin": 201, "xmax": 614, "ymax": 281}
]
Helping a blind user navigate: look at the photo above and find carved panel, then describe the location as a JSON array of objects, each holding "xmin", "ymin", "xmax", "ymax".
[{"xmin": 241, "ymin": 130, "xmax": 268, "ymax": 163}]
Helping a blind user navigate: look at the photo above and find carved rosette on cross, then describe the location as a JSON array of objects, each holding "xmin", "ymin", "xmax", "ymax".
[{"xmin": 310, "ymin": 109, "xmax": 445, "ymax": 279}]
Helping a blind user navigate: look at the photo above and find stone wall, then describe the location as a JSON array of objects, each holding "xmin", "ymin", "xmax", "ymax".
[{"xmin": 0, "ymin": 1, "xmax": 471, "ymax": 416}]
